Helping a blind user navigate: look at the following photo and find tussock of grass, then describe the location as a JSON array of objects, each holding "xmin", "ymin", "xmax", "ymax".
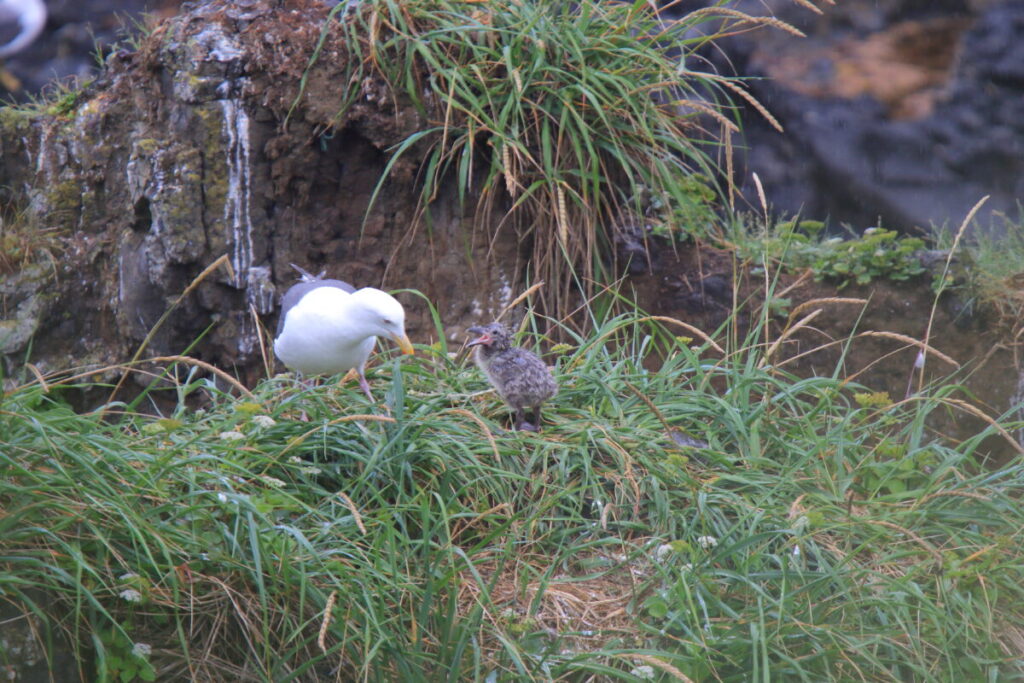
[
  {"xmin": 314, "ymin": 0, "xmax": 802, "ymax": 318},
  {"xmin": 2, "ymin": 314, "xmax": 1024, "ymax": 681},
  {"xmin": 933, "ymin": 209, "xmax": 1024, "ymax": 330}
]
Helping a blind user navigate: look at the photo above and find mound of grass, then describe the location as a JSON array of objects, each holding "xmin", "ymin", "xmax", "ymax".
[
  {"xmin": 309, "ymin": 0, "xmax": 801, "ymax": 315},
  {"xmin": 932, "ymin": 209, "xmax": 1024, "ymax": 329},
  {"xmin": 2, "ymin": 313, "xmax": 1023, "ymax": 681}
]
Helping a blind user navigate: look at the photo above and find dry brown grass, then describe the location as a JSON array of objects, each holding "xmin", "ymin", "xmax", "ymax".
[{"xmin": 456, "ymin": 548, "xmax": 650, "ymax": 657}]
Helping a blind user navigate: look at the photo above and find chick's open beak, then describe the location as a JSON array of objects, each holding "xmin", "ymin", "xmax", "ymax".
[
  {"xmin": 393, "ymin": 333, "xmax": 415, "ymax": 355},
  {"xmin": 466, "ymin": 335, "xmax": 489, "ymax": 348}
]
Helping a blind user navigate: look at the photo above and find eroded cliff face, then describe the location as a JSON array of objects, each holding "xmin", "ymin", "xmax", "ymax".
[{"xmin": 0, "ymin": 0, "xmax": 523, "ymax": 387}]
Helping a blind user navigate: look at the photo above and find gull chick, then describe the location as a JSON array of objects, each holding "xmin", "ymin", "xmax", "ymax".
[
  {"xmin": 274, "ymin": 265, "xmax": 413, "ymax": 400},
  {"xmin": 467, "ymin": 322, "xmax": 557, "ymax": 432}
]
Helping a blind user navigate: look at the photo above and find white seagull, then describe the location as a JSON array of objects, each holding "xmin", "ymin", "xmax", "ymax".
[{"xmin": 273, "ymin": 265, "xmax": 414, "ymax": 400}]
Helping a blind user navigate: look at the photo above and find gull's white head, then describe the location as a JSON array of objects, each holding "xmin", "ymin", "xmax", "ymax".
[{"xmin": 350, "ymin": 288, "xmax": 414, "ymax": 354}]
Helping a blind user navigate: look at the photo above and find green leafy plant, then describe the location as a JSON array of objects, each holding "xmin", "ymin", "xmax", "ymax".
[
  {"xmin": 739, "ymin": 219, "xmax": 927, "ymax": 287},
  {"xmin": 96, "ymin": 626, "xmax": 156, "ymax": 683},
  {"xmin": 811, "ymin": 227, "xmax": 926, "ymax": 285}
]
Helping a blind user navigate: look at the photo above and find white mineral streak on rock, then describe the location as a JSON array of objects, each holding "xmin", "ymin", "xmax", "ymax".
[
  {"xmin": 35, "ymin": 125, "xmax": 49, "ymax": 176},
  {"xmin": 220, "ymin": 98, "xmax": 253, "ymax": 290},
  {"xmin": 246, "ymin": 265, "xmax": 276, "ymax": 315},
  {"xmin": 467, "ymin": 269, "xmax": 513, "ymax": 332},
  {"xmin": 220, "ymin": 98, "xmax": 266, "ymax": 355},
  {"xmin": 126, "ymin": 148, "xmax": 168, "ymax": 237},
  {"xmin": 117, "ymin": 249, "xmax": 126, "ymax": 311},
  {"xmin": 236, "ymin": 315, "xmax": 257, "ymax": 357},
  {"xmin": 189, "ymin": 25, "xmax": 273, "ymax": 355}
]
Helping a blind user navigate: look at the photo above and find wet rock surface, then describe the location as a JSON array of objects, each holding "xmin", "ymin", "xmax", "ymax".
[
  {"xmin": 721, "ymin": 0, "xmax": 1024, "ymax": 233},
  {"xmin": 0, "ymin": 590, "xmax": 79, "ymax": 682}
]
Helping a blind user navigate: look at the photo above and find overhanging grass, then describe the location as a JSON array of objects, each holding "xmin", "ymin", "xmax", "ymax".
[
  {"xmin": 310, "ymin": 0, "xmax": 800, "ymax": 318},
  {"xmin": 1, "ymin": 314, "xmax": 1023, "ymax": 681}
]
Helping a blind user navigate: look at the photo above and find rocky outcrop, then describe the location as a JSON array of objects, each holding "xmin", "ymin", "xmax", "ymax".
[
  {"xmin": 0, "ymin": 590, "xmax": 79, "ymax": 681},
  {"xmin": 722, "ymin": 0, "xmax": 1024, "ymax": 233},
  {"xmin": 0, "ymin": 0, "xmax": 522, "ymax": 387}
]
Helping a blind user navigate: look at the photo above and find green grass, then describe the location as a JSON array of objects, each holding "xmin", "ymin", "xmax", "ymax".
[
  {"xmin": 931, "ymin": 208, "xmax": 1024, "ymax": 328},
  {"xmin": 304, "ymin": 0, "xmax": 797, "ymax": 316},
  {"xmin": 2, "ymin": 312, "xmax": 1024, "ymax": 681}
]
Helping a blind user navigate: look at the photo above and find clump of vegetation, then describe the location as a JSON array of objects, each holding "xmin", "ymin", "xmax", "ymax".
[
  {"xmin": 0, "ymin": 202, "xmax": 62, "ymax": 274},
  {"xmin": 735, "ymin": 218, "xmax": 927, "ymax": 287},
  {"xmin": 307, "ymin": 0, "xmax": 806, "ymax": 315},
  {"xmin": 932, "ymin": 209, "xmax": 1024, "ymax": 329},
  {"xmin": 2, "ymin": 311, "xmax": 1023, "ymax": 681}
]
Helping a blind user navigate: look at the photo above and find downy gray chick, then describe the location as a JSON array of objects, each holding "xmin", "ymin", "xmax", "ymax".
[{"xmin": 467, "ymin": 322, "xmax": 557, "ymax": 431}]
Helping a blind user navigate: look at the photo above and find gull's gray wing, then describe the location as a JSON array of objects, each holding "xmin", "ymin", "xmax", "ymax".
[{"xmin": 276, "ymin": 277, "xmax": 356, "ymax": 338}]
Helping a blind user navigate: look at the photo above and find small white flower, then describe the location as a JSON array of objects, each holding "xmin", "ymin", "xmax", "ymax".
[
  {"xmin": 697, "ymin": 535, "xmax": 718, "ymax": 549},
  {"xmin": 260, "ymin": 475, "xmax": 286, "ymax": 488},
  {"xmin": 219, "ymin": 430, "xmax": 245, "ymax": 441},
  {"xmin": 119, "ymin": 589, "xmax": 142, "ymax": 603},
  {"xmin": 630, "ymin": 665, "xmax": 656, "ymax": 679},
  {"xmin": 863, "ymin": 227, "xmax": 879, "ymax": 235},
  {"xmin": 217, "ymin": 492, "xmax": 228, "ymax": 503},
  {"xmin": 654, "ymin": 544, "xmax": 674, "ymax": 563},
  {"xmin": 252, "ymin": 415, "xmax": 276, "ymax": 429},
  {"xmin": 287, "ymin": 456, "xmax": 303, "ymax": 464},
  {"xmin": 792, "ymin": 545, "xmax": 802, "ymax": 557},
  {"xmin": 131, "ymin": 642, "xmax": 152, "ymax": 658},
  {"xmin": 119, "ymin": 572, "xmax": 138, "ymax": 581},
  {"xmin": 301, "ymin": 466, "xmax": 322, "ymax": 476}
]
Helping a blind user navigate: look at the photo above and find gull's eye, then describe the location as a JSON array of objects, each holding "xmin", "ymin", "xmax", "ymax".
[{"xmin": 382, "ymin": 318, "xmax": 393, "ymax": 326}]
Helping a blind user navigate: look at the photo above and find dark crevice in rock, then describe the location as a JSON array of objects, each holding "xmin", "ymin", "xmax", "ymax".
[{"xmin": 131, "ymin": 196, "xmax": 152, "ymax": 233}]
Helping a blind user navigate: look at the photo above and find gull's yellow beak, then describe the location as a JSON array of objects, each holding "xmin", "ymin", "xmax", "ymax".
[{"xmin": 393, "ymin": 333, "xmax": 415, "ymax": 355}]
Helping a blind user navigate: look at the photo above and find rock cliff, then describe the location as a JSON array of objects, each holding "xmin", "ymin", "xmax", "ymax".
[{"xmin": 0, "ymin": 0, "xmax": 521, "ymax": 388}]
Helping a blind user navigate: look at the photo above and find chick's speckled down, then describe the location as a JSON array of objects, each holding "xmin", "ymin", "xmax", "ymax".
[
  {"xmin": 479, "ymin": 344, "xmax": 558, "ymax": 409},
  {"xmin": 467, "ymin": 322, "xmax": 557, "ymax": 431}
]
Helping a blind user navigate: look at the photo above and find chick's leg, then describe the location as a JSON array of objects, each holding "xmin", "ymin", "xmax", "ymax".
[{"xmin": 514, "ymin": 408, "xmax": 538, "ymax": 432}]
